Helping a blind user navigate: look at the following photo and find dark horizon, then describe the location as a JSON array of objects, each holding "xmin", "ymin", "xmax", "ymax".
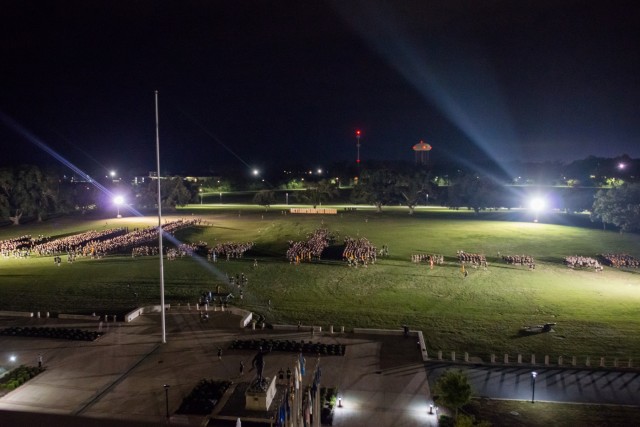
[{"xmin": 2, "ymin": 1, "xmax": 639, "ymax": 176}]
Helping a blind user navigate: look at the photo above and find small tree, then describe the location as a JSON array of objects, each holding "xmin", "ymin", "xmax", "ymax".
[
  {"xmin": 253, "ymin": 190, "xmax": 275, "ymax": 209},
  {"xmin": 434, "ymin": 370, "xmax": 472, "ymax": 419}
]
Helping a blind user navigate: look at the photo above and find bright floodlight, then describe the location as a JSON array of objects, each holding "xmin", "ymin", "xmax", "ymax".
[
  {"xmin": 618, "ymin": 163, "xmax": 625, "ymax": 169},
  {"xmin": 110, "ymin": 170, "xmax": 116, "ymax": 177},
  {"xmin": 317, "ymin": 168, "xmax": 322, "ymax": 174},
  {"xmin": 113, "ymin": 196, "xmax": 124, "ymax": 218},
  {"xmin": 529, "ymin": 197, "xmax": 546, "ymax": 211},
  {"xmin": 252, "ymin": 169, "xmax": 259, "ymax": 176},
  {"xmin": 9, "ymin": 355, "xmax": 16, "ymax": 362}
]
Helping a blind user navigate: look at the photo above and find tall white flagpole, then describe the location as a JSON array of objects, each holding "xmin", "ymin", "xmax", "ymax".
[{"xmin": 155, "ymin": 90, "xmax": 167, "ymax": 344}]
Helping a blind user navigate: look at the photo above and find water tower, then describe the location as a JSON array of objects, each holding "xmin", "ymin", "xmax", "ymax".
[{"xmin": 412, "ymin": 140, "xmax": 432, "ymax": 165}]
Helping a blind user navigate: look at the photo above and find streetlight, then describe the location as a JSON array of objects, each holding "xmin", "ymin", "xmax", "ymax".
[
  {"xmin": 199, "ymin": 188, "xmax": 203, "ymax": 205},
  {"xmin": 114, "ymin": 196, "xmax": 124, "ymax": 218},
  {"xmin": 531, "ymin": 371, "xmax": 537, "ymax": 403},
  {"xmin": 163, "ymin": 384, "xmax": 170, "ymax": 419}
]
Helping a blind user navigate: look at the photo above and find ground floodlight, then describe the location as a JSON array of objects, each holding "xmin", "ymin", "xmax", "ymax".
[
  {"xmin": 113, "ymin": 196, "xmax": 124, "ymax": 218},
  {"xmin": 529, "ymin": 197, "xmax": 546, "ymax": 211}
]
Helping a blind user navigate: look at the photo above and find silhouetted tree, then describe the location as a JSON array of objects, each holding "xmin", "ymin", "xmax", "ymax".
[
  {"xmin": 434, "ymin": 370, "xmax": 472, "ymax": 419},
  {"xmin": 592, "ymin": 183, "xmax": 640, "ymax": 232}
]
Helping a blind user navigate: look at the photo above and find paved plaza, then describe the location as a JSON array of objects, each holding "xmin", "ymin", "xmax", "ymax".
[
  {"xmin": 0, "ymin": 310, "xmax": 435, "ymax": 426},
  {"xmin": 2, "ymin": 309, "xmax": 639, "ymax": 427}
]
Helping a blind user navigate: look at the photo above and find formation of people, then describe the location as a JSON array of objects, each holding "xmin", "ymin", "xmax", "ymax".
[
  {"xmin": 600, "ymin": 253, "xmax": 639, "ymax": 268},
  {"xmin": 564, "ymin": 255, "xmax": 603, "ymax": 271},
  {"xmin": 457, "ymin": 250, "xmax": 488, "ymax": 268},
  {"xmin": 286, "ymin": 228, "xmax": 333, "ymax": 264},
  {"xmin": 2, "ymin": 221, "xmax": 639, "ymax": 278},
  {"xmin": 343, "ymin": 236, "xmax": 377, "ymax": 267},
  {"xmin": 207, "ymin": 241, "xmax": 255, "ymax": 261},
  {"xmin": 501, "ymin": 254, "xmax": 536, "ymax": 269},
  {"xmin": 411, "ymin": 254, "xmax": 444, "ymax": 267}
]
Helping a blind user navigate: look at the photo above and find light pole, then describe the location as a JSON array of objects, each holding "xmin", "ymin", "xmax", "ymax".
[
  {"xmin": 529, "ymin": 197, "xmax": 545, "ymax": 223},
  {"xmin": 114, "ymin": 196, "xmax": 124, "ymax": 218},
  {"xmin": 531, "ymin": 371, "xmax": 537, "ymax": 403},
  {"xmin": 163, "ymin": 384, "xmax": 170, "ymax": 419},
  {"xmin": 199, "ymin": 189, "xmax": 203, "ymax": 205},
  {"xmin": 219, "ymin": 192, "xmax": 222, "ymax": 204},
  {"xmin": 286, "ymin": 192, "xmax": 289, "ymax": 205}
]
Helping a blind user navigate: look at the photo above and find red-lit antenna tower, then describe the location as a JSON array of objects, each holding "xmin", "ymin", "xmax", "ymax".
[{"xmin": 356, "ymin": 129, "xmax": 361, "ymax": 166}]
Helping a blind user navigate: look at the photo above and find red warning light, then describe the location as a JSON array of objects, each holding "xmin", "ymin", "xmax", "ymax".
[
  {"xmin": 356, "ymin": 159, "xmax": 360, "ymax": 163},
  {"xmin": 356, "ymin": 130, "xmax": 361, "ymax": 136}
]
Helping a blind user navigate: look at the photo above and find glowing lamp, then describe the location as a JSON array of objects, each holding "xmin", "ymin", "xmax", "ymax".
[{"xmin": 529, "ymin": 197, "xmax": 545, "ymax": 211}]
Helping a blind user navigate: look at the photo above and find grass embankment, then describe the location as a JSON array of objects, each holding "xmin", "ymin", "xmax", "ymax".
[{"xmin": 1, "ymin": 208, "xmax": 639, "ymax": 360}]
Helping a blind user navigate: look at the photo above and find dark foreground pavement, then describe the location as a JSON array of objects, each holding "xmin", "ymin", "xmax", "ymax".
[
  {"xmin": 2, "ymin": 310, "xmax": 639, "ymax": 427},
  {"xmin": 0, "ymin": 310, "xmax": 435, "ymax": 426}
]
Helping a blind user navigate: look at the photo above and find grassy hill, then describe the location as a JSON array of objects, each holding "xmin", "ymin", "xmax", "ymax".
[{"xmin": 1, "ymin": 206, "xmax": 639, "ymax": 361}]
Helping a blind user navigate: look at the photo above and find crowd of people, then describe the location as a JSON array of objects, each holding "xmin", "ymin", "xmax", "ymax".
[
  {"xmin": 285, "ymin": 228, "xmax": 333, "ymax": 264},
  {"xmin": 0, "ymin": 235, "xmax": 39, "ymax": 258},
  {"xmin": 4, "ymin": 219, "xmax": 640, "ymax": 283},
  {"xmin": 131, "ymin": 245, "xmax": 159, "ymax": 257},
  {"xmin": 501, "ymin": 254, "xmax": 536, "ymax": 269},
  {"xmin": 31, "ymin": 228, "xmax": 129, "ymax": 256},
  {"xmin": 600, "ymin": 253, "xmax": 640, "ymax": 268},
  {"xmin": 77, "ymin": 221, "xmax": 180, "ymax": 258},
  {"xmin": 564, "ymin": 255, "xmax": 603, "ymax": 271},
  {"xmin": 343, "ymin": 236, "xmax": 377, "ymax": 267},
  {"xmin": 1, "ymin": 219, "xmax": 201, "ymax": 263},
  {"xmin": 411, "ymin": 254, "xmax": 444, "ymax": 266},
  {"xmin": 167, "ymin": 242, "xmax": 205, "ymax": 260},
  {"xmin": 457, "ymin": 250, "xmax": 488, "ymax": 268},
  {"xmin": 207, "ymin": 241, "xmax": 255, "ymax": 261}
]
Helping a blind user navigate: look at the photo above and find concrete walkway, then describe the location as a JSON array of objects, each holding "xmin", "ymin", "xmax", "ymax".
[{"xmin": 0, "ymin": 310, "xmax": 436, "ymax": 426}]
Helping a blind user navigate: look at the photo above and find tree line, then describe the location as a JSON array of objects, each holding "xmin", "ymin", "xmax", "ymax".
[
  {"xmin": 2, "ymin": 163, "xmax": 638, "ymax": 233},
  {"xmin": 0, "ymin": 165, "xmax": 195, "ymax": 225}
]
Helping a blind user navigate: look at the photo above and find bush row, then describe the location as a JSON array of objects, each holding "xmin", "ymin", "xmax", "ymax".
[
  {"xmin": 176, "ymin": 379, "xmax": 231, "ymax": 415},
  {"xmin": 0, "ymin": 326, "xmax": 103, "ymax": 341},
  {"xmin": 229, "ymin": 339, "xmax": 346, "ymax": 356},
  {"xmin": 0, "ymin": 365, "xmax": 45, "ymax": 391}
]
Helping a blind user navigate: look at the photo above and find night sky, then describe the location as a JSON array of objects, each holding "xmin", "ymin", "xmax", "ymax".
[{"xmin": 1, "ymin": 1, "xmax": 638, "ymax": 176}]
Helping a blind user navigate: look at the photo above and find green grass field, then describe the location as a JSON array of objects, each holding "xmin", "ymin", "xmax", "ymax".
[{"xmin": 1, "ymin": 206, "xmax": 639, "ymax": 361}]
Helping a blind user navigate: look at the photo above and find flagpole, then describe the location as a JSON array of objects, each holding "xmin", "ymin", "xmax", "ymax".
[{"xmin": 155, "ymin": 90, "xmax": 167, "ymax": 344}]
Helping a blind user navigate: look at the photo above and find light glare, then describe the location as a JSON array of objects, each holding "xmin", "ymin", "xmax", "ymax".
[{"xmin": 529, "ymin": 197, "xmax": 545, "ymax": 211}]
